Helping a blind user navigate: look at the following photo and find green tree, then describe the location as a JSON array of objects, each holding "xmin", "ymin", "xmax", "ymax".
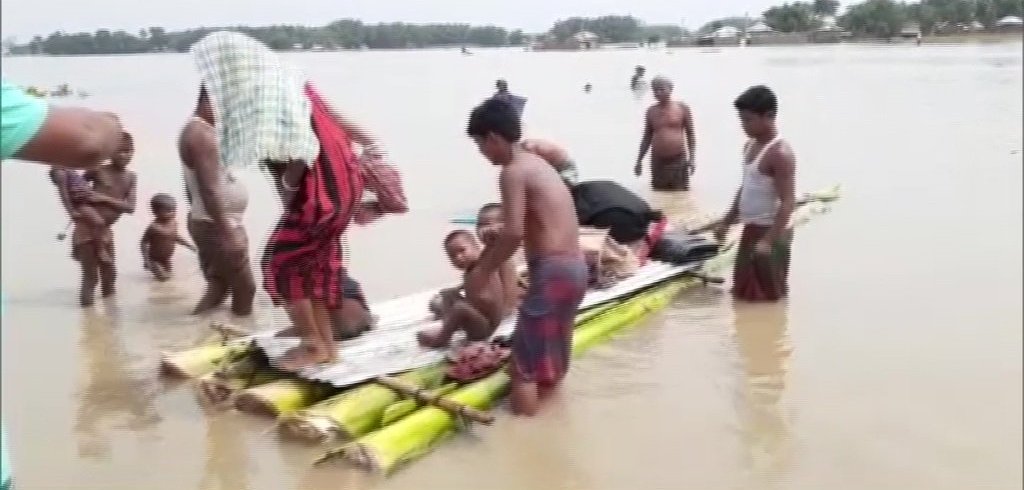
[
  {"xmin": 763, "ymin": 2, "xmax": 821, "ymax": 32},
  {"xmin": 840, "ymin": 0, "xmax": 907, "ymax": 37},
  {"xmin": 698, "ymin": 17, "xmax": 750, "ymax": 34},
  {"xmin": 813, "ymin": 0, "xmax": 841, "ymax": 16},
  {"xmin": 548, "ymin": 16, "xmax": 642, "ymax": 42}
]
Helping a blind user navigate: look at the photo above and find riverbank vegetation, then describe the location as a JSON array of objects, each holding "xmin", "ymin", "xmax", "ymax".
[{"xmin": 5, "ymin": 0, "xmax": 1021, "ymax": 55}]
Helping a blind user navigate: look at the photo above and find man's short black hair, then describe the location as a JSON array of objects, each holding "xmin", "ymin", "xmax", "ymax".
[
  {"xmin": 467, "ymin": 98, "xmax": 522, "ymax": 142},
  {"xmin": 733, "ymin": 85, "xmax": 777, "ymax": 117},
  {"xmin": 444, "ymin": 229, "xmax": 474, "ymax": 246}
]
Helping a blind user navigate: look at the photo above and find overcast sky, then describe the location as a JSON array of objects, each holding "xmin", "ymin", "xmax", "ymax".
[{"xmin": 1, "ymin": 0, "xmax": 799, "ymax": 42}]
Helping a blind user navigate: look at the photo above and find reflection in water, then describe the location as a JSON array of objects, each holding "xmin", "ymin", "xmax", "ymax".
[
  {"xmin": 198, "ymin": 414, "xmax": 251, "ymax": 490},
  {"xmin": 732, "ymin": 301, "xmax": 792, "ymax": 489},
  {"xmin": 74, "ymin": 308, "xmax": 161, "ymax": 459}
]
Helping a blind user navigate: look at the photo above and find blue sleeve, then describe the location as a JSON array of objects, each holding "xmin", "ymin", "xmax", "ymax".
[{"xmin": 1, "ymin": 79, "xmax": 49, "ymax": 159}]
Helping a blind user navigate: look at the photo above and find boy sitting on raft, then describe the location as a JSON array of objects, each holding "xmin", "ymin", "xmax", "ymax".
[
  {"xmin": 418, "ymin": 228, "xmax": 519, "ymax": 348},
  {"xmin": 464, "ymin": 99, "xmax": 588, "ymax": 416},
  {"xmin": 140, "ymin": 194, "xmax": 195, "ymax": 281}
]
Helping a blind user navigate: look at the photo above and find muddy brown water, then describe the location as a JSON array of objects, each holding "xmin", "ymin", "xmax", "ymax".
[{"xmin": 2, "ymin": 43, "xmax": 1021, "ymax": 489}]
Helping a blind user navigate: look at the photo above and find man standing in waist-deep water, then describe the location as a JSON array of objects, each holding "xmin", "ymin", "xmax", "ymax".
[
  {"xmin": 634, "ymin": 76, "xmax": 697, "ymax": 191},
  {"xmin": 715, "ymin": 85, "xmax": 796, "ymax": 302}
]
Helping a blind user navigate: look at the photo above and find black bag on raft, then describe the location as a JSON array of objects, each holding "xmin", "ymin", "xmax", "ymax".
[
  {"xmin": 571, "ymin": 180, "xmax": 663, "ymax": 243},
  {"xmin": 650, "ymin": 231, "xmax": 720, "ymax": 264}
]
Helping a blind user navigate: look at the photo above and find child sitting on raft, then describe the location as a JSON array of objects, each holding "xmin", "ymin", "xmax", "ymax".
[
  {"xmin": 429, "ymin": 203, "xmax": 523, "ymax": 317},
  {"xmin": 418, "ymin": 228, "xmax": 519, "ymax": 348}
]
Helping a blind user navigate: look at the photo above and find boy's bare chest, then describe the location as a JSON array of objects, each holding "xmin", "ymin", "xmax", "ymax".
[{"xmin": 93, "ymin": 170, "xmax": 131, "ymax": 195}]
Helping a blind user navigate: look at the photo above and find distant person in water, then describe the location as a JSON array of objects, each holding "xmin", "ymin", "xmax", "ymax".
[
  {"xmin": 465, "ymin": 98, "xmax": 587, "ymax": 416},
  {"xmin": 492, "ymin": 79, "xmax": 527, "ymax": 117},
  {"xmin": 635, "ymin": 76, "xmax": 697, "ymax": 191},
  {"xmin": 140, "ymin": 194, "xmax": 195, "ymax": 281},
  {"xmin": 715, "ymin": 86, "xmax": 796, "ymax": 302},
  {"xmin": 630, "ymin": 65, "xmax": 647, "ymax": 91}
]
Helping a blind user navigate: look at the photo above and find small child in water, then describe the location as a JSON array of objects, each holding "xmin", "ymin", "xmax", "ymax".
[
  {"xmin": 417, "ymin": 228, "xmax": 518, "ymax": 348},
  {"xmin": 49, "ymin": 167, "xmax": 109, "ymax": 247},
  {"xmin": 140, "ymin": 194, "xmax": 195, "ymax": 281}
]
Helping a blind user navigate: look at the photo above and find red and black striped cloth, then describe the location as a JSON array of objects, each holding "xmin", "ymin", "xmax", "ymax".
[{"xmin": 261, "ymin": 84, "xmax": 365, "ymax": 308}]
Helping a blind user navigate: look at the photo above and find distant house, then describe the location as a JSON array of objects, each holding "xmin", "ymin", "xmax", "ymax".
[
  {"xmin": 573, "ymin": 31, "xmax": 600, "ymax": 49},
  {"xmin": 995, "ymin": 16, "xmax": 1024, "ymax": 30},
  {"xmin": 899, "ymin": 22, "xmax": 922, "ymax": 39},
  {"xmin": 713, "ymin": 25, "xmax": 741, "ymax": 38},
  {"xmin": 812, "ymin": 17, "xmax": 852, "ymax": 43},
  {"xmin": 747, "ymin": 21, "xmax": 774, "ymax": 35}
]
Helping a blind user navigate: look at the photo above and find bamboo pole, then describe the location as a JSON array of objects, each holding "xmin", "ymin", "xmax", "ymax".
[
  {"xmin": 380, "ymin": 383, "xmax": 458, "ymax": 426},
  {"xmin": 277, "ymin": 365, "xmax": 447, "ymax": 442},
  {"xmin": 373, "ymin": 376, "xmax": 495, "ymax": 425}
]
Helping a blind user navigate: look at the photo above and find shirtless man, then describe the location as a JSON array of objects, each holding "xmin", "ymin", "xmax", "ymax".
[
  {"xmin": 465, "ymin": 98, "xmax": 588, "ymax": 416},
  {"xmin": 634, "ymin": 76, "xmax": 697, "ymax": 191},
  {"xmin": 520, "ymin": 138, "xmax": 579, "ymax": 186},
  {"xmin": 179, "ymin": 86, "xmax": 256, "ymax": 316}
]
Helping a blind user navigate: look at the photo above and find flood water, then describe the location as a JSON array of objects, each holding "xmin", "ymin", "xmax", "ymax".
[{"xmin": 2, "ymin": 42, "xmax": 1021, "ymax": 490}]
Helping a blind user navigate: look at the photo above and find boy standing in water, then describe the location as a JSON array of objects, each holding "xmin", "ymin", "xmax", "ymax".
[
  {"xmin": 74, "ymin": 132, "xmax": 137, "ymax": 306},
  {"xmin": 464, "ymin": 99, "xmax": 587, "ymax": 416},
  {"xmin": 140, "ymin": 194, "xmax": 195, "ymax": 281}
]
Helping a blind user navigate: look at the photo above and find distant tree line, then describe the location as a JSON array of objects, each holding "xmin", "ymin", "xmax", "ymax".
[
  {"xmin": 8, "ymin": 21, "xmax": 527, "ymax": 55},
  {"xmin": 697, "ymin": 0, "xmax": 1022, "ymax": 37},
  {"xmin": 8, "ymin": 15, "xmax": 692, "ymax": 56},
  {"xmin": 9, "ymin": 1, "xmax": 1021, "ymax": 56},
  {"xmin": 545, "ymin": 16, "xmax": 687, "ymax": 43}
]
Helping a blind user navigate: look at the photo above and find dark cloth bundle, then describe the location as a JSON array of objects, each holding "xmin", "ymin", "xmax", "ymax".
[
  {"xmin": 571, "ymin": 180, "xmax": 663, "ymax": 243},
  {"xmin": 650, "ymin": 231, "xmax": 720, "ymax": 264}
]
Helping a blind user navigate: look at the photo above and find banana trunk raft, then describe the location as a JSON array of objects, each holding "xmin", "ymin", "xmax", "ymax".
[{"xmin": 158, "ymin": 185, "xmax": 840, "ymax": 475}]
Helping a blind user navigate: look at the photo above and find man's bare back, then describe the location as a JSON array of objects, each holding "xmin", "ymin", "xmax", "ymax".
[
  {"xmin": 502, "ymin": 150, "xmax": 579, "ymax": 258},
  {"xmin": 178, "ymin": 119, "xmax": 213, "ymax": 166},
  {"xmin": 521, "ymin": 139, "xmax": 569, "ymax": 166}
]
